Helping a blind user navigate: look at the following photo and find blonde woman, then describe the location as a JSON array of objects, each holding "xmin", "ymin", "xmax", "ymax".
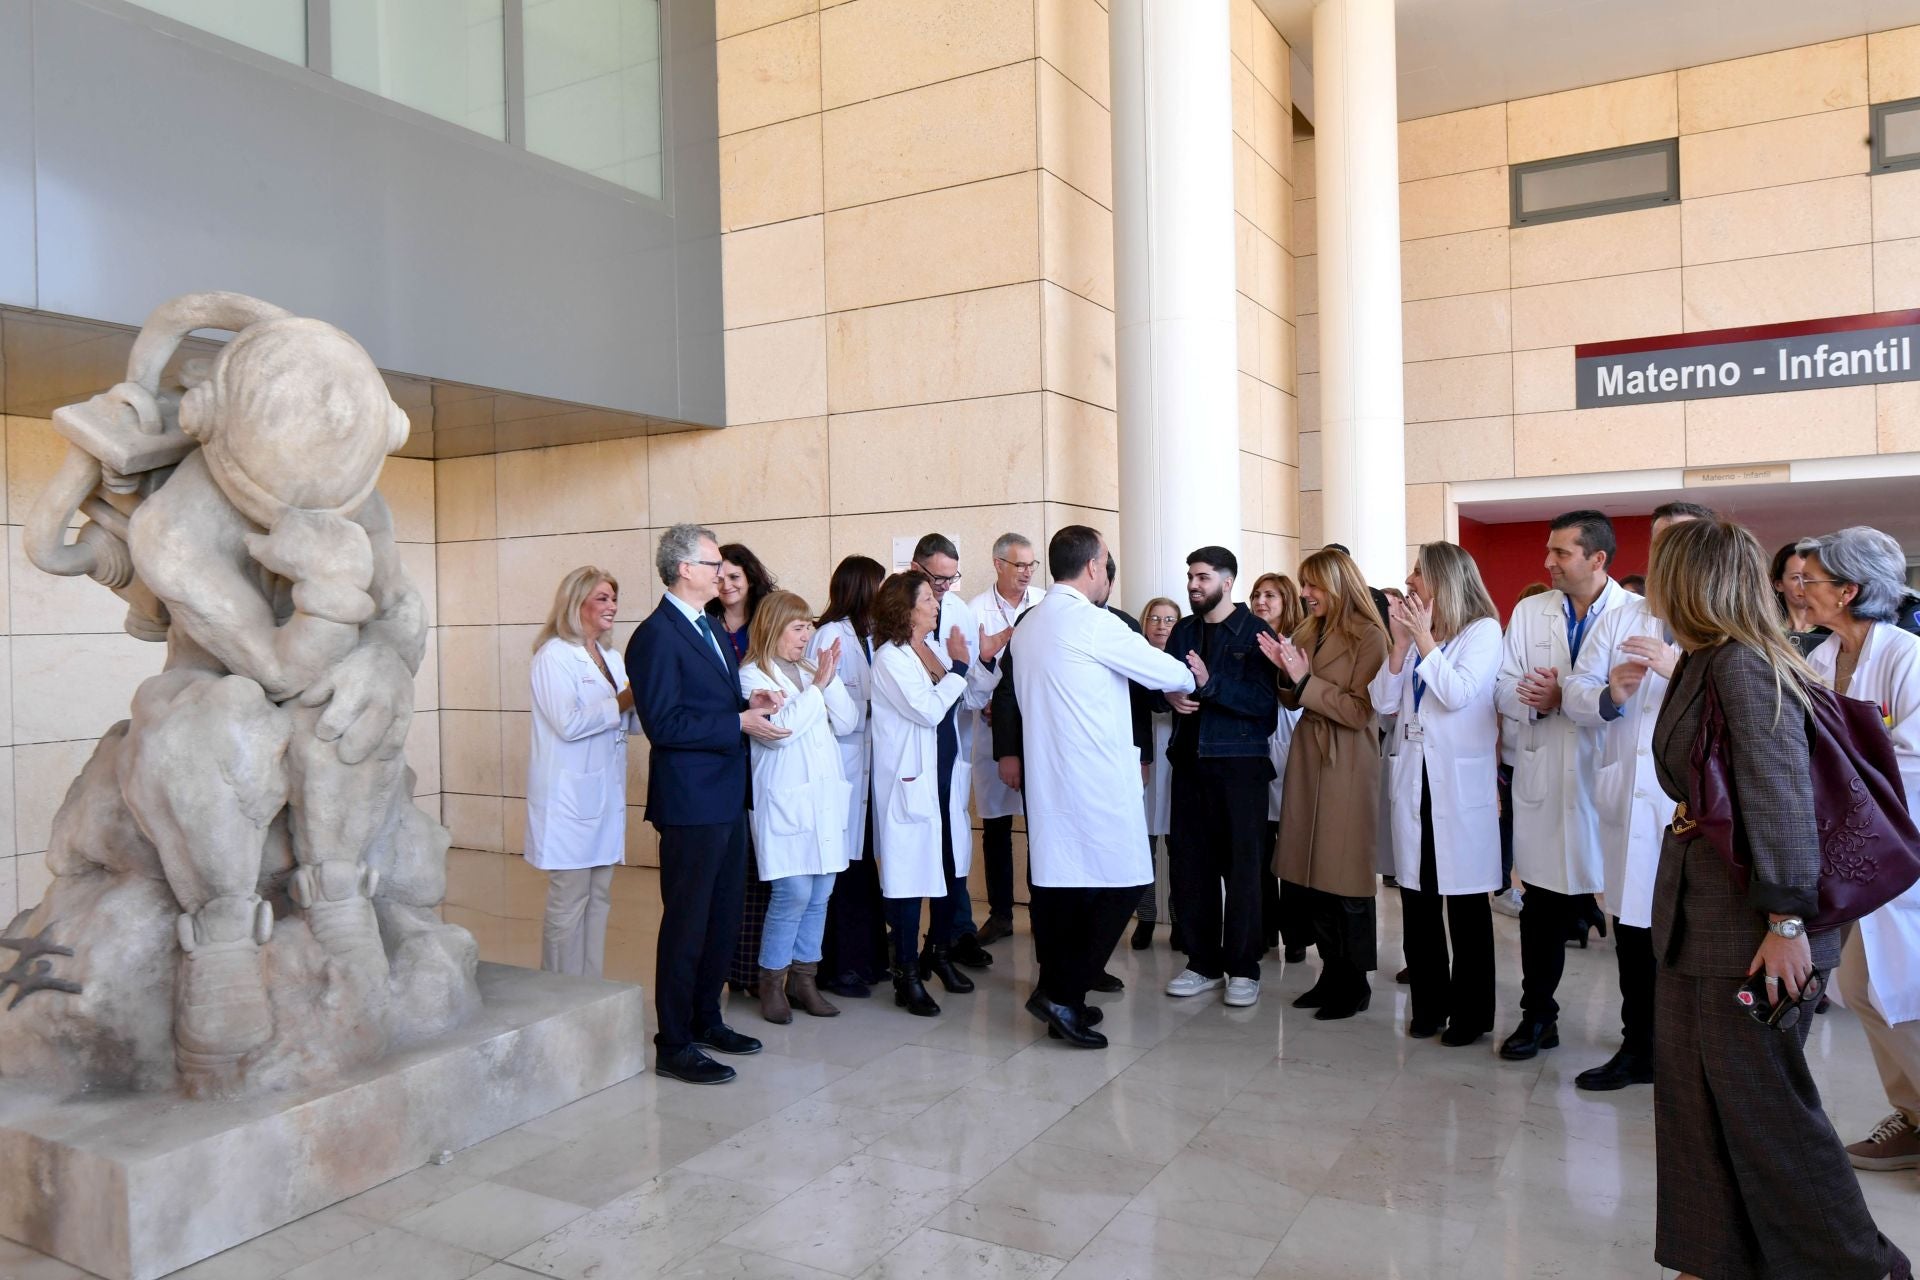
[
  {"xmin": 1249, "ymin": 573, "xmax": 1308, "ymax": 962},
  {"xmin": 1370, "ymin": 543, "xmax": 1502, "ymax": 1045},
  {"xmin": 1131, "ymin": 596, "xmax": 1182, "ymax": 949},
  {"xmin": 739, "ymin": 591, "xmax": 860, "ymax": 1024},
  {"xmin": 1259, "ymin": 548, "xmax": 1389, "ymax": 1019},
  {"xmin": 1644, "ymin": 519, "xmax": 1908, "ymax": 1280},
  {"xmin": 526, "ymin": 566, "xmax": 638, "ymax": 978}
]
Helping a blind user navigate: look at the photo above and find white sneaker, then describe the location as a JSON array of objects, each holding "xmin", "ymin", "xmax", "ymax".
[
  {"xmin": 1225, "ymin": 977, "xmax": 1260, "ymax": 1007},
  {"xmin": 1491, "ymin": 888, "xmax": 1524, "ymax": 918},
  {"xmin": 1166, "ymin": 968, "xmax": 1226, "ymax": 998}
]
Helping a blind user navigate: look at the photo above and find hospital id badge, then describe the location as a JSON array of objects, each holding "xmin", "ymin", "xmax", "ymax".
[{"xmin": 1403, "ymin": 717, "xmax": 1424, "ymax": 744}]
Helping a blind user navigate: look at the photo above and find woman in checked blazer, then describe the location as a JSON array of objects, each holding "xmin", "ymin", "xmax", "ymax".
[{"xmin": 1644, "ymin": 517, "xmax": 1909, "ymax": 1280}]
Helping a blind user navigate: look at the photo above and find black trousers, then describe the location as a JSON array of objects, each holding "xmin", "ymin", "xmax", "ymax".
[
  {"xmin": 1031, "ymin": 883, "xmax": 1145, "ymax": 1007},
  {"xmin": 982, "ymin": 814, "xmax": 1016, "ymax": 920},
  {"xmin": 1615, "ymin": 919, "xmax": 1655, "ymax": 1057},
  {"xmin": 1168, "ymin": 760, "xmax": 1271, "ymax": 980},
  {"xmin": 1398, "ymin": 770, "xmax": 1495, "ymax": 1034},
  {"xmin": 1517, "ymin": 881, "xmax": 1596, "ymax": 1021},
  {"xmin": 821, "ymin": 802, "xmax": 889, "ymax": 985},
  {"xmin": 883, "ymin": 805, "xmax": 959, "ymax": 968},
  {"xmin": 1301, "ymin": 885, "xmax": 1376, "ymax": 999},
  {"xmin": 654, "ymin": 816, "xmax": 748, "ymax": 1051}
]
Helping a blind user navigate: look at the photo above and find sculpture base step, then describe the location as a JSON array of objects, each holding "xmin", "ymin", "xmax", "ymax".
[{"xmin": 0, "ymin": 962, "xmax": 646, "ymax": 1280}]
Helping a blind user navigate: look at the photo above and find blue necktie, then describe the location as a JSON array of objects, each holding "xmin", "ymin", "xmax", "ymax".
[{"xmin": 695, "ymin": 613, "xmax": 729, "ymax": 673}]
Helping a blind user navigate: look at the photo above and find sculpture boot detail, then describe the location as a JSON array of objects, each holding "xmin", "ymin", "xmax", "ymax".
[{"xmin": 173, "ymin": 895, "xmax": 274, "ymax": 1091}]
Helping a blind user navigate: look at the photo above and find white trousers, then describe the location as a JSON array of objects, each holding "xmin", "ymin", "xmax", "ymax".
[{"xmin": 543, "ymin": 865, "xmax": 614, "ymax": 978}]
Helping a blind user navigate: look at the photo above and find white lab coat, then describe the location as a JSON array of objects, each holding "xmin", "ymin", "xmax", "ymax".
[
  {"xmin": 1145, "ymin": 711, "xmax": 1174, "ymax": 836},
  {"xmin": 525, "ymin": 637, "xmax": 639, "ymax": 872},
  {"xmin": 869, "ymin": 640, "xmax": 972, "ymax": 899},
  {"xmin": 1266, "ymin": 708, "xmax": 1301, "ymax": 822},
  {"xmin": 966, "ymin": 584, "xmax": 1044, "ymax": 819},
  {"xmin": 1368, "ymin": 617, "xmax": 1504, "ymax": 894},
  {"xmin": 1495, "ymin": 579, "xmax": 1628, "ymax": 895},
  {"xmin": 807, "ymin": 619, "xmax": 874, "ymax": 859},
  {"xmin": 740, "ymin": 659, "xmax": 860, "ymax": 880},
  {"xmin": 1562, "ymin": 595, "xmax": 1673, "ymax": 929},
  {"xmin": 1011, "ymin": 584, "xmax": 1196, "ymax": 888},
  {"xmin": 1808, "ymin": 622, "xmax": 1920, "ymax": 1025}
]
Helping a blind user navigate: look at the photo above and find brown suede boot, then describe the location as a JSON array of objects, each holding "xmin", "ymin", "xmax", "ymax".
[
  {"xmin": 758, "ymin": 967, "xmax": 793, "ymax": 1024},
  {"xmin": 787, "ymin": 961, "xmax": 841, "ymax": 1018}
]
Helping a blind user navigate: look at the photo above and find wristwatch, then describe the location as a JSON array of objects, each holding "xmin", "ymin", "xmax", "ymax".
[{"xmin": 1767, "ymin": 916, "xmax": 1806, "ymax": 939}]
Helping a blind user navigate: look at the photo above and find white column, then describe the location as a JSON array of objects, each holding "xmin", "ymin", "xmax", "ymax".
[
  {"xmin": 1313, "ymin": 0, "xmax": 1406, "ymax": 584},
  {"xmin": 1109, "ymin": 0, "xmax": 1241, "ymax": 609}
]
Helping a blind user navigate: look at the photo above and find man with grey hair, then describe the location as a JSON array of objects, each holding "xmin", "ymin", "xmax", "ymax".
[
  {"xmin": 966, "ymin": 532, "xmax": 1043, "ymax": 946},
  {"xmin": 626, "ymin": 522, "xmax": 787, "ymax": 1086}
]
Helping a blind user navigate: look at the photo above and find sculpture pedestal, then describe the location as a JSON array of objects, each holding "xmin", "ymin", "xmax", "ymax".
[{"xmin": 0, "ymin": 962, "xmax": 647, "ymax": 1280}]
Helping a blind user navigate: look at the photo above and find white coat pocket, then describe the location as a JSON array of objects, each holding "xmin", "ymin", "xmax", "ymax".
[
  {"xmin": 1451, "ymin": 754, "xmax": 1498, "ymax": 812},
  {"xmin": 890, "ymin": 772, "xmax": 940, "ymax": 825},
  {"xmin": 555, "ymin": 766, "xmax": 607, "ymax": 822},
  {"xmin": 760, "ymin": 786, "xmax": 812, "ymax": 837}
]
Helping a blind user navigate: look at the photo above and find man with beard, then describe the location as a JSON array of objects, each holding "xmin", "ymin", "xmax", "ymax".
[{"xmin": 1160, "ymin": 547, "xmax": 1281, "ymax": 1008}]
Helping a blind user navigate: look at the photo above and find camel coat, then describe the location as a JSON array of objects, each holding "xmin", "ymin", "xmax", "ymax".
[{"xmin": 1274, "ymin": 624, "xmax": 1389, "ymax": 898}]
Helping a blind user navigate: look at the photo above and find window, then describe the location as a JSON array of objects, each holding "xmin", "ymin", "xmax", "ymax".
[
  {"xmin": 1509, "ymin": 140, "xmax": 1679, "ymax": 227},
  {"xmin": 1873, "ymin": 97, "xmax": 1920, "ymax": 174},
  {"xmin": 119, "ymin": 0, "xmax": 664, "ymax": 198},
  {"xmin": 122, "ymin": 0, "xmax": 306, "ymax": 63},
  {"xmin": 523, "ymin": 0, "xmax": 663, "ymax": 198},
  {"xmin": 332, "ymin": 0, "xmax": 509, "ymax": 141}
]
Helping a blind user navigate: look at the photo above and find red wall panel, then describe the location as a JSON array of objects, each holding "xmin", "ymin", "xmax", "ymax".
[{"xmin": 1458, "ymin": 514, "xmax": 1652, "ymax": 622}]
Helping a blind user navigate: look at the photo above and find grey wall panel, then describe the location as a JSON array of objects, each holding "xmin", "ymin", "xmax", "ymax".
[
  {"xmin": 666, "ymin": 0, "xmax": 724, "ymax": 426},
  {"xmin": 0, "ymin": 1, "xmax": 37, "ymax": 307},
  {"xmin": 20, "ymin": 0, "xmax": 721, "ymax": 423}
]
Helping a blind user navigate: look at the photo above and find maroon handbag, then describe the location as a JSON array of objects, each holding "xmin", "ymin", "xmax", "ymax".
[{"xmin": 1688, "ymin": 651, "xmax": 1920, "ymax": 930}]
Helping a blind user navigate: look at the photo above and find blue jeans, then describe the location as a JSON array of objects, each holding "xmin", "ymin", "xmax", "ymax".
[{"xmin": 759, "ymin": 873, "xmax": 836, "ymax": 969}]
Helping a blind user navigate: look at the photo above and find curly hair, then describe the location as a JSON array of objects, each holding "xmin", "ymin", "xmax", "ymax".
[{"xmin": 872, "ymin": 570, "xmax": 933, "ymax": 647}]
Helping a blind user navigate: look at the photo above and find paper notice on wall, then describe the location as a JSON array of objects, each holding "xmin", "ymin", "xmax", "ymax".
[{"xmin": 891, "ymin": 536, "xmax": 916, "ymax": 574}]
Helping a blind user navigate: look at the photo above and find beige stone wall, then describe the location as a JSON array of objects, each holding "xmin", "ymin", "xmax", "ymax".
[
  {"xmin": 1294, "ymin": 28, "xmax": 1920, "ymax": 560},
  {"xmin": 0, "ymin": 415, "xmax": 440, "ymax": 922}
]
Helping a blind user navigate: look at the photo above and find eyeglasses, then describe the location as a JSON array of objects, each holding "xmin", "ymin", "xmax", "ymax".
[
  {"xmin": 1145, "ymin": 613, "xmax": 1179, "ymax": 625},
  {"xmin": 916, "ymin": 564, "xmax": 963, "ymax": 587},
  {"xmin": 996, "ymin": 557, "xmax": 1039, "ymax": 573},
  {"xmin": 1788, "ymin": 575, "xmax": 1843, "ymax": 587}
]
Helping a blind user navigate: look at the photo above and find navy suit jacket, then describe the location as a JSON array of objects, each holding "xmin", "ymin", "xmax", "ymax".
[{"xmin": 625, "ymin": 597, "xmax": 749, "ymax": 828}]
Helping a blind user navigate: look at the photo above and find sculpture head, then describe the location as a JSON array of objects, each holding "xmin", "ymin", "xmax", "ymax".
[{"xmin": 178, "ymin": 316, "xmax": 409, "ymax": 529}]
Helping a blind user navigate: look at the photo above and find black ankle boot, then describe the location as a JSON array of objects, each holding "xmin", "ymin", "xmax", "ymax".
[
  {"xmin": 1131, "ymin": 920, "xmax": 1156, "ymax": 950},
  {"xmin": 920, "ymin": 943, "xmax": 975, "ymax": 994},
  {"xmin": 892, "ymin": 968, "xmax": 941, "ymax": 1016}
]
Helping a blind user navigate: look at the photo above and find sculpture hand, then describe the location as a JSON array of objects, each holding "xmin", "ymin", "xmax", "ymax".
[
  {"xmin": 246, "ymin": 509, "xmax": 376, "ymax": 625},
  {"xmin": 300, "ymin": 642, "xmax": 415, "ymax": 764}
]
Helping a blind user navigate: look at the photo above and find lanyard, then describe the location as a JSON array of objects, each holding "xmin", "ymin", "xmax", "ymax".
[
  {"xmin": 1564, "ymin": 592, "xmax": 1604, "ymax": 666},
  {"xmin": 1411, "ymin": 635, "xmax": 1457, "ymax": 712}
]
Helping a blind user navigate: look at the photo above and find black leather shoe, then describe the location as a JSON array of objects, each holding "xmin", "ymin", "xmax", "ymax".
[
  {"xmin": 948, "ymin": 934, "xmax": 994, "ymax": 969},
  {"xmin": 1292, "ymin": 978, "xmax": 1331, "ymax": 1009},
  {"xmin": 1314, "ymin": 988, "xmax": 1371, "ymax": 1021},
  {"xmin": 1409, "ymin": 1019, "xmax": 1442, "ymax": 1039},
  {"xmin": 1283, "ymin": 946, "xmax": 1307, "ymax": 964},
  {"xmin": 1047, "ymin": 1005, "xmax": 1104, "ymax": 1038},
  {"xmin": 1091, "ymin": 971, "xmax": 1125, "ymax": 993},
  {"xmin": 1394, "ymin": 967, "xmax": 1410, "ymax": 984},
  {"xmin": 693, "ymin": 1023, "xmax": 762, "ymax": 1056},
  {"xmin": 892, "ymin": 969, "xmax": 941, "ymax": 1017},
  {"xmin": 920, "ymin": 944, "xmax": 976, "ymax": 993},
  {"xmin": 1025, "ymin": 991, "xmax": 1108, "ymax": 1048},
  {"xmin": 977, "ymin": 915, "xmax": 1015, "ymax": 946},
  {"xmin": 1498, "ymin": 1018, "xmax": 1559, "ymax": 1060},
  {"xmin": 655, "ymin": 1047, "xmax": 735, "ymax": 1085},
  {"xmin": 1131, "ymin": 920, "xmax": 1156, "ymax": 950},
  {"xmin": 1440, "ymin": 1024, "xmax": 1486, "ymax": 1048},
  {"xmin": 1574, "ymin": 1048, "xmax": 1654, "ymax": 1091},
  {"xmin": 822, "ymin": 973, "xmax": 872, "ymax": 999}
]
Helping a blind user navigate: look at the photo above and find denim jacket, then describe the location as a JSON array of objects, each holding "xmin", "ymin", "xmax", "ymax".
[{"xmin": 1159, "ymin": 603, "xmax": 1278, "ymax": 758}]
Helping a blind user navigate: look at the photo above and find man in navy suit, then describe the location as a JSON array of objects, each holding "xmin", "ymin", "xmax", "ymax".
[{"xmin": 627, "ymin": 523, "xmax": 788, "ymax": 1085}]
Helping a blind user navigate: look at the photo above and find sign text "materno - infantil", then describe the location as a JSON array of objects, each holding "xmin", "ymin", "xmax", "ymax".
[{"xmin": 1574, "ymin": 311, "xmax": 1920, "ymax": 409}]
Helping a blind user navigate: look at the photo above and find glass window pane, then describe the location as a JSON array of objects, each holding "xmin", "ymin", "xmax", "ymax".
[
  {"xmin": 123, "ymin": 0, "xmax": 306, "ymax": 64},
  {"xmin": 1519, "ymin": 148, "xmax": 1670, "ymax": 216},
  {"xmin": 524, "ymin": 0, "xmax": 664, "ymax": 198},
  {"xmin": 1884, "ymin": 104, "xmax": 1920, "ymax": 163},
  {"xmin": 332, "ymin": 0, "xmax": 507, "ymax": 141}
]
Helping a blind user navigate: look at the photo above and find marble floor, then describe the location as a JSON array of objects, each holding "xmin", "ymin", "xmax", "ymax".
[{"xmin": 6, "ymin": 864, "xmax": 1918, "ymax": 1280}]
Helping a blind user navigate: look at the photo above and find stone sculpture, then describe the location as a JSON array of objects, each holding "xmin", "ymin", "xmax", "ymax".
[{"xmin": 0, "ymin": 292, "xmax": 478, "ymax": 1097}]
